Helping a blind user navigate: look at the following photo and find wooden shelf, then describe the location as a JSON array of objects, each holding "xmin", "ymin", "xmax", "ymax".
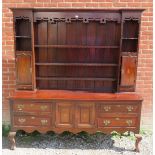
[
  {"xmin": 34, "ymin": 45, "xmax": 119, "ymax": 49},
  {"xmin": 121, "ymin": 52, "xmax": 137, "ymax": 56},
  {"xmin": 122, "ymin": 38, "xmax": 138, "ymax": 40},
  {"xmin": 16, "ymin": 36, "xmax": 31, "ymax": 38},
  {"xmin": 36, "ymin": 77, "xmax": 116, "ymax": 81},
  {"xmin": 35, "ymin": 63, "xmax": 118, "ymax": 67},
  {"xmin": 122, "ymin": 51, "xmax": 137, "ymax": 53}
]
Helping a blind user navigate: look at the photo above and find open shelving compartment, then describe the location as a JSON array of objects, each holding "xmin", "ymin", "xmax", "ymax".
[
  {"xmin": 15, "ymin": 19, "xmax": 32, "ymax": 51},
  {"xmin": 14, "ymin": 17, "xmax": 33, "ymax": 90},
  {"xmin": 121, "ymin": 20, "xmax": 139, "ymax": 53},
  {"xmin": 34, "ymin": 20, "xmax": 121, "ymax": 92},
  {"xmin": 119, "ymin": 18, "xmax": 140, "ymax": 91}
]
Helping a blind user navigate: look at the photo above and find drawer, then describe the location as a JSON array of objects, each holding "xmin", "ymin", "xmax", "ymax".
[
  {"xmin": 99, "ymin": 104, "xmax": 139, "ymax": 114},
  {"xmin": 98, "ymin": 117, "xmax": 137, "ymax": 127},
  {"xmin": 13, "ymin": 102, "xmax": 51, "ymax": 112},
  {"xmin": 14, "ymin": 116, "xmax": 51, "ymax": 126}
]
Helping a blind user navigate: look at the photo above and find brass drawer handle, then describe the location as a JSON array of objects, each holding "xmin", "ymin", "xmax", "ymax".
[
  {"xmin": 126, "ymin": 106, "xmax": 134, "ymax": 112},
  {"xmin": 17, "ymin": 104, "xmax": 24, "ymax": 111},
  {"xmin": 103, "ymin": 120, "xmax": 111, "ymax": 126},
  {"xmin": 18, "ymin": 118, "xmax": 26, "ymax": 123},
  {"xmin": 40, "ymin": 105, "xmax": 48, "ymax": 111},
  {"xmin": 116, "ymin": 105, "xmax": 121, "ymax": 107},
  {"xmin": 126, "ymin": 120, "xmax": 133, "ymax": 126},
  {"xmin": 103, "ymin": 106, "xmax": 111, "ymax": 112},
  {"xmin": 41, "ymin": 119, "xmax": 48, "ymax": 125},
  {"xmin": 115, "ymin": 117, "xmax": 120, "ymax": 121},
  {"xmin": 30, "ymin": 104, "xmax": 34, "ymax": 107},
  {"xmin": 31, "ymin": 116, "xmax": 35, "ymax": 119}
]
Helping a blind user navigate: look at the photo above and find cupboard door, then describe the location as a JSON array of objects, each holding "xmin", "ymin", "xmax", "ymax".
[
  {"xmin": 120, "ymin": 56, "xmax": 137, "ymax": 87},
  {"xmin": 55, "ymin": 102, "xmax": 74, "ymax": 128},
  {"xmin": 16, "ymin": 53, "xmax": 32, "ymax": 89},
  {"xmin": 76, "ymin": 103, "xmax": 95, "ymax": 128}
]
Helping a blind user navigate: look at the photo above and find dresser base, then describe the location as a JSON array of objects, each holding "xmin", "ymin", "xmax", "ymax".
[{"xmin": 8, "ymin": 90, "xmax": 143, "ymax": 152}]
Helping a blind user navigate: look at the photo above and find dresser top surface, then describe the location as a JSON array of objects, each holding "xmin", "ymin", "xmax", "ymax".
[{"xmin": 8, "ymin": 90, "xmax": 143, "ymax": 101}]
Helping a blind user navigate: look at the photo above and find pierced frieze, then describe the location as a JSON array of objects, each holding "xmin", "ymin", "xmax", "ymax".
[
  {"xmin": 123, "ymin": 17, "xmax": 140, "ymax": 23},
  {"xmin": 14, "ymin": 16, "xmax": 31, "ymax": 22},
  {"xmin": 13, "ymin": 10, "xmax": 33, "ymax": 22},
  {"xmin": 34, "ymin": 16, "xmax": 121, "ymax": 24}
]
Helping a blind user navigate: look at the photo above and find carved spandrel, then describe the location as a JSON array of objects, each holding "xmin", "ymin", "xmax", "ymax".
[
  {"xmin": 13, "ymin": 10, "xmax": 33, "ymax": 22},
  {"xmin": 122, "ymin": 11, "xmax": 142, "ymax": 23},
  {"xmin": 15, "ymin": 16, "xmax": 31, "ymax": 22}
]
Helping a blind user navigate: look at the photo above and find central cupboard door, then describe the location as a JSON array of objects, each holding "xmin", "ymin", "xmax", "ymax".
[
  {"xmin": 55, "ymin": 102, "xmax": 95, "ymax": 128},
  {"xmin": 76, "ymin": 103, "xmax": 95, "ymax": 128},
  {"xmin": 55, "ymin": 102, "xmax": 74, "ymax": 128}
]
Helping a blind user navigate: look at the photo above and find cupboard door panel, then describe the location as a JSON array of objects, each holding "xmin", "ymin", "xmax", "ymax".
[
  {"xmin": 120, "ymin": 56, "xmax": 137, "ymax": 87},
  {"xmin": 16, "ymin": 53, "xmax": 32, "ymax": 88},
  {"xmin": 55, "ymin": 102, "xmax": 74, "ymax": 128},
  {"xmin": 76, "ymin": 103, "xmax": 95, "ymax": 128}
]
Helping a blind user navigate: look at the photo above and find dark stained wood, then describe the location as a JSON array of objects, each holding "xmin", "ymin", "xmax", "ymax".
[
  {"xmin": 36, "ymin": 77, "xmax": 116, "ymax": 81},
  {"xmin": 35, "ymin": 45, "xmax": 119, "ymax": 48},
  {"xmin": 35, "ymin": 63, "xmax": 118, "ymax": 66}
]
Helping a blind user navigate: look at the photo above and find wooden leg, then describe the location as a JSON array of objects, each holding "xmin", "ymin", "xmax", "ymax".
[
  {"xmin": 135, "ymin": 134, "xmax": 142, "ymax": 152},
  {"xmin": 127, "ymin": 131, "xmax": 130, "ymax": 136},
  {"xmin": 8, "ymin": 131, "xmax": 16, "ymax": 150}
]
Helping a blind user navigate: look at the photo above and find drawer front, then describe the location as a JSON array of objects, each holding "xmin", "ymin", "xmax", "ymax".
[
  {"xmin": 99, "ymin": 104, "xmax": 139, "ymax": 113},
  {"xmin": 98, "ymin": 117, "xmax": 137, "ymax": 127},
  {"xmin": 14, "ymin": 116, "xmax": 51, "ymax": 126},
  {"xmin": 13, "ymin": 102, "xmax": 51, "ymax": 112}
]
